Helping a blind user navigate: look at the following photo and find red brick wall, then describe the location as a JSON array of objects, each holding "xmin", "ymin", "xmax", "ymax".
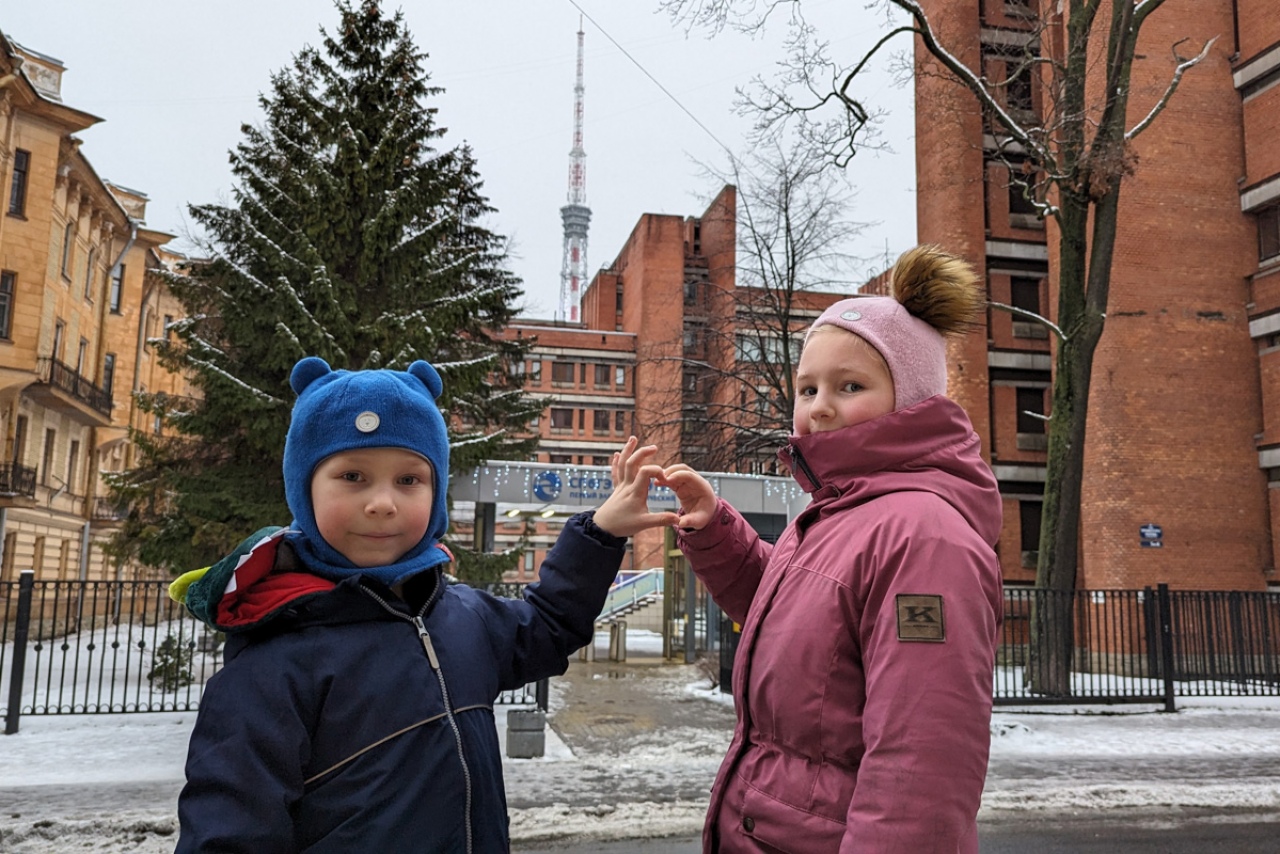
[
  {"xmin": 1235, "ymin": 0, "xmax": 1280, "ymax": 62},
  {"xmin": 1241, "ymin": 84, "xmax": 1280, "ymax": 187}
]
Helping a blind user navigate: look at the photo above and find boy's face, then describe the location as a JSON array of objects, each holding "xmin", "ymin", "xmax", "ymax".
[
  {"xmin": 794, "ymin": 327, "xmax": 895, "ymax": 436},
  {"xmin": 310, "ymin": 447, "xmax": 436, "ymax": 568}
]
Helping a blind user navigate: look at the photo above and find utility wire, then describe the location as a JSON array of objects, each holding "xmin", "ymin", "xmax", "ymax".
[{"xmin": 564, "ymin": 0, "xmax": 738, "ymax": 164}]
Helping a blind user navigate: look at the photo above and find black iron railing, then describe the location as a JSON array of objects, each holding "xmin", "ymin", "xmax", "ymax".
[
  {"xmin": 997, "ymin": 585, "xmax": 1280, "ymax": 709},
  {"xmin": 37, "ymin": 357, "xmax": 113, "ymax": 415},
  {"xmin": 2, "ymin": 574, "xmax": 547, "ymax": 733},
  {"xmin": 0, "ymin": 462, "xmax": 36, "ymax": 497}
]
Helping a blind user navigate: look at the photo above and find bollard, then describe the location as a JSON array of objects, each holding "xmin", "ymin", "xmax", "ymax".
[
  {"xmin": 506, "ymin": 708, "xmax": 546, "ymax": 758},
  {"xmin": 577, "ymin": 625, "xmax": 597, "ymax": 661},
  {"xmin": 608, "ymin": 619, "xmax": 627, "ymax": 662}
]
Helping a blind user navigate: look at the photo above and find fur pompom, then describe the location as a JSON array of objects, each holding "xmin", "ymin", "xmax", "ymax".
[{"xmin": 891, "ymin": 245, "xmax": 983, "ymax": 336}]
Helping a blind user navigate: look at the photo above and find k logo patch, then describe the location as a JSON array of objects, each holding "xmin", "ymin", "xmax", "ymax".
[{"xmin": 896, "ymin": 594, "xmax": 946, "ymax": 642}]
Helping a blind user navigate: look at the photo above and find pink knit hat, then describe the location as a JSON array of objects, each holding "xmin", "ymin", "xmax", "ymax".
[
  {"xmin": 807, "ymin": 297, "xmax": 946, "ymax": 410},
  {"xmin": 805, "ymin": 245, "xmax": 983, "ymax": 411}
]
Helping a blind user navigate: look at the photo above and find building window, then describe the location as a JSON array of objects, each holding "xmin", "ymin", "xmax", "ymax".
[
  {"xmin": 1009, "ymin": 172, "xmax": 1038, "ymax": 217},
  {"xmin": 0, "ymin": 271, "xmax": 14, "ymax": 339},
  {"xmin": 594, "ymin": 364, "xmax": 611, "ymax": 387},
  {"xmin": 615, "ymin": 410, "xmax": 626, "ymax": 434},
  {"xmin": 102, "ymin": 352, "xmax": 116, "ymax": 398},
  {"xmin": 578, "ymin": 408, "xmax": 585, "ymax": 430},
  {"xmin": 1016, "ymin": 387, "xmax": 1048, "ymax": 450},
  {"xmin": 684, "ymin": 279, "xmax": 699, "ymax": 305},
  {"xmin": 84, "ymin": 248, "xmax": 96, "ymax": 300},
  {"xmin": 551, "ymin": 361, "xmax": 575, "ymax": 385},
  {"xmin": 1019, "ymin": 500, "xmax": 1041, "ymax": 568},
  {"xmin": 164, "ymin": 314, "xmax": 174, "ymax": 340},
  {"xmin": 528, "ymin": 360, "xmax": 542, "ymax": 383},
  {"xmin": 76, "ymin": 338, "xmax": 88, "ymax": 375},
  {"xmin": 579, "ymin": 362, "xmax": 588, "ymax": 387},
  {"xmin": 8, "ymin": 149, "xmax": 30, "ymax": 216},
  {"xmin": 109, "ymin": 264, "xmax": 124, "ymax": 312},
  {"xmin": 593, "ymin": 410, "xmax": 611, "ymax": 433},
  {"xmin": 1260, "ymin": 206, "xmax": 1280, "ymax": 262},
  {"xmin": 684, "ymin": 369, "xmax": 699, "ymax": 392},
  {"xmin": 41, "ymin": 428, "xmax": 56, "ymax": 486},
  {"xmin": 61, "ymin": 221, "xmax": 75, "ymax": 280},
  {"xmin": 13, "ymin": 415, "xmax": 27, "ymax": 465},
  {"xmin": 615, "ymin": 366, "xmax": 626, "ymax": 389},
  {"xmin": 549, "ymin": 454, "xmax": 571, "ymax": 464},
  {"xmin": 550, "ymin": 408, "xmax": 573, "ymax": 430},
  {"xmin": 67, "ymin": 439, "xmax": 80, "ymax": 494},
  {"xmin": 53, "ymin": 319, "xmax": 65, "ymax": 361},
  {"xmin": 615, "ymin": 284, "xmax": 624, "ymax": 312}
]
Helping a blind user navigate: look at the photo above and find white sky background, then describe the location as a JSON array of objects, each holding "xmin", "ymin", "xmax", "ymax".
[{"xmin": 0, "ymin": 0, "xmax": 917, "ymax": 319}]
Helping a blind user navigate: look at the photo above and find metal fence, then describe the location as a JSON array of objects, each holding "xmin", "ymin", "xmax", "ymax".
[
  {"xmin": 2, "ymin": 573, "xmax": 546, "ymax": 733},
  {"xmin": 996, "ymin": 585, "xmax": 1280, "ymax": 709}
]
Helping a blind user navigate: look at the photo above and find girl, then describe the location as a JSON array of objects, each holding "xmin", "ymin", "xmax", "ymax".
[{"xmin": 659, "ymin": 246, "xmax": 1004, "ymax": 853}]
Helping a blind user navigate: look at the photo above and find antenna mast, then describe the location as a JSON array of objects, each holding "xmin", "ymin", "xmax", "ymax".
[{"xmin": 559, "ymin": 19, "xmax": 591, "ymax": 322}]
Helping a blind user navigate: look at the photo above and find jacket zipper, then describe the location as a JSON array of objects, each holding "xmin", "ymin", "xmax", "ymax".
[
  {"xmin": 789, "ymin": 443, "xmax": 823, "ymax": 491},
  {"xmin": 362, "ymin": 584, "xmax": 474, "ymax": 854}
]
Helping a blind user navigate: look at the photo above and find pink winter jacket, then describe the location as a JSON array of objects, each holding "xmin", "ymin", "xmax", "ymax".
[{"xmin": 677, "ymin": 396, "xmax": 1003, "ymax": 854}]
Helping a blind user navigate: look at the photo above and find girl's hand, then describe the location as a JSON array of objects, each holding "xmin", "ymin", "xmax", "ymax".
[
  {"xmin": 660, "ymin": 464, "xmax": 717, "ymax": 532},
  {"xmin": 593, "ymin": 437, "xmax": 680, "ymax": 538}
]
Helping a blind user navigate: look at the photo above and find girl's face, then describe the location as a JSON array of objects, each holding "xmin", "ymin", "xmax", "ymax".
[{"xmin": 793, "ymin": 327, "xmax": 896, "ymax": 436}]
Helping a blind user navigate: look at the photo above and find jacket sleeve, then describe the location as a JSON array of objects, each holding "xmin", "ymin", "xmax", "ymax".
[
  {"xmin": 176, "ymin": 648, "xmax": 311, "ymax": 853},
  {"xmin": 675, "ymin": 498, "xmax": 771, "ymax": 625},
  {"xmin": 842, "ymin": 498, "xmax": 1002, "ymax": 853},
  {"xmin": 478, "ymin": 511, "xmax": 626, "ymax": 691}
]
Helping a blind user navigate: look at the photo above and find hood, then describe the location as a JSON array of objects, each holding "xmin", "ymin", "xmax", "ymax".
[{"xmin": 779, "ymin": 395, "xmax": 1002, "ymax": 547}]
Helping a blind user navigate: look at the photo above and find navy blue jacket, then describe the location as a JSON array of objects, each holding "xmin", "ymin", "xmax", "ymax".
[{"xmin": 176, "ymin": 512, "xmax": 621, "ymax": 853}]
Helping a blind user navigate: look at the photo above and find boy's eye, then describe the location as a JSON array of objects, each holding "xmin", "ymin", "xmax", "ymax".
[
  {"xmin": 799, "ymin": 386, "xmax": 816, "ymax": 397},
  {"xmin": 397, "ymin": 475, "xmax": 421, "ymax": 486},
  {"xmin": 340, "ymin": 471, "xmax": 363, "ymax": 483}
]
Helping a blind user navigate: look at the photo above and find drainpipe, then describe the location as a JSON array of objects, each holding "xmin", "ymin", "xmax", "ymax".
[
  {"xmin": 79, "ymin": 519, "xmax": 90, "ymax": 580},
  {"xmin": 0, "ymin": 507, "xmax": 7, "ymax": 573}
]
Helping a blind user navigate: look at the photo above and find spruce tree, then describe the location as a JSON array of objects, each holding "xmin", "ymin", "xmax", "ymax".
[{"xmin": 107, "ymin": 0, "xmax": 539, "ymax": 576}]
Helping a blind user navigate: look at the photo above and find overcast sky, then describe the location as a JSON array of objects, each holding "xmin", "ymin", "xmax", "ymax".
[{"xmin": 2, "ymin": 0, "xmax": 916, "ymax": 319}]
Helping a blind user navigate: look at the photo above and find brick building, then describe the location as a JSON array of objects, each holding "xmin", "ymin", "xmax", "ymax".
[
  {"xmin": 914, "ymin": 0, "xmax": 1280, "ymax": 591},
  {"xmin": 0, "ymin": 32, "xmax": 185, "ymax": 583},
  {"xmin": 487, "ymin": 185, "xmax": 845, "ymax": 579}
]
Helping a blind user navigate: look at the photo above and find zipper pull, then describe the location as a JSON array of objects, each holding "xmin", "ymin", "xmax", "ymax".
[{"xmin": 413, "ymin": 616, "xmax": 441, "ymax": 670}]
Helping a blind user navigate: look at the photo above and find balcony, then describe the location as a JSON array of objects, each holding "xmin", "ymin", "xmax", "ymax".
[
  {"xmin": 92, "ymin": 496, "xmax": 128, "ymax": 522},
  {"xmin": 0, "ymin": 462, "xmax": 37, "ymax": 499},
  {"xmin": 29, "ymin": 358, "xmax": 114, "ymax": 424}
]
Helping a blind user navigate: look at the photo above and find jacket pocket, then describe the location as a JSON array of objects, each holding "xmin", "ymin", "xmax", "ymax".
[{"xmin": 724, "ymin": 774, "xmax": 845, "ymax": 853}]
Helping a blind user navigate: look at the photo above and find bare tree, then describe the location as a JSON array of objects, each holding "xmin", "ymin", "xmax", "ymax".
[
  {"xmin": 663, "ymin": 0, "xmax": 1213, "ymax": 694},
  {"xmin": 635, "ymin": 139, "xmax": 867, "ymax": 473}
]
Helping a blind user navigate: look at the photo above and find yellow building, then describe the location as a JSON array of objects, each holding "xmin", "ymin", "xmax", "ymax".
[{"xmin": 0, "ymin": 33, "xmax": 181, "ymax": 583}]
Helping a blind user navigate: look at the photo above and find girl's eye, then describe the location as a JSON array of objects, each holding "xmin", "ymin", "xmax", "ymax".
[
  {"xmin": 341, "ymin": 471, "xmax": 362, "ymax": 483},
  {"xmin": 397, "ymin": 475, "xmax": 421, "ymax": 486},
  {"xmin": 842, "ymin": 382, "xmax": 863, "ymax": 393}
]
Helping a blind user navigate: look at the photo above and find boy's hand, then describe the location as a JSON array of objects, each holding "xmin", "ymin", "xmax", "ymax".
[
  {"xmin": 660, "ymin": 464, "xmax": 717, "ymax": 532},
  {"xmin": 593, "ymin": 437, "xmax": 680, "ymax": 538}
]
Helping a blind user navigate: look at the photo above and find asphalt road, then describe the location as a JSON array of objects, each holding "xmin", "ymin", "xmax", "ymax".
[{"xmin": 514, "ymin": 808, "xmax": 1280, "ymax": 853}]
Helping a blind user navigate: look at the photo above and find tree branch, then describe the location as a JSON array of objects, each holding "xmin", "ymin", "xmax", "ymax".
[{"xmin": 1125, "ymin": 36, "xmax": 1217, "ymax": 141}]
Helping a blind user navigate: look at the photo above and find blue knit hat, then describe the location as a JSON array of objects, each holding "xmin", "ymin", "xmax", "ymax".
[{"xmin": 282, "ymin": 356, "xmax": 451, "ymax": 586}]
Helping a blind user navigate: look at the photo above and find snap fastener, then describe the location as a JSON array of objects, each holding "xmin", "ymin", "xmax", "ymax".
[
  {"xmin": 742, "ymin": 816, "xmax": 755, "ymax": 832},
  {"xmin": 355, "ymin": 411, "xmax": 380, "ymax": 433},
  {"xmin": 840, "ymin": 310, "xmax": 862, "ymax": 321}
]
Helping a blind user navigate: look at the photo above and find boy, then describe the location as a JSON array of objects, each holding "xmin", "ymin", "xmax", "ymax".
[{"xmin": 172, "ymin": 356, "xmax": 675, "ymax": 853}]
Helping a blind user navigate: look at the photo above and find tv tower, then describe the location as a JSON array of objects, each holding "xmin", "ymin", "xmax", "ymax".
[{"xmin": 559, "ymin": 20, "xmax": 591, "ymax": 323}]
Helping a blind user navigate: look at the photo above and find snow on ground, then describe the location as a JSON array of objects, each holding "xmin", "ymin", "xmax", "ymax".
[{"xmin": 2, "ymin": 628, "xmax": 1280, "ymax": 851}]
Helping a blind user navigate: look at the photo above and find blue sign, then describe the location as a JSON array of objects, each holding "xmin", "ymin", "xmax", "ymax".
[
  {"xmin": 532, "ymin": 471, "xmax": 562, "ymax": 502},
  {"xmin": 1140, "ymin": 523, "xmax": 1163, "ymax": 548}
]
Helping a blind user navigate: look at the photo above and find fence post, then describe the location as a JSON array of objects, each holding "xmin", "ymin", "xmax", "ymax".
[
  {"xmin": 534, "ymin": 677, "xmax": 549, "ymax": 712},
  {"xmin": 1157, "ymin": 583, "xmax": 1177, "ymax": 713},
  {"xmin": 4, "ymin": 570, "xmax": 34, "ymax": 735}
]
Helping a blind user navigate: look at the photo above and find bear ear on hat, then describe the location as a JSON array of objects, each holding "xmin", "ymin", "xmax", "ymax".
[
  {"xmin": 291, "ymin": 357, "xmax": 332, "ymax": 395},
  {"xmin": 407, "ymin": 360, "xmax": 443, "ymax": 400}
]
